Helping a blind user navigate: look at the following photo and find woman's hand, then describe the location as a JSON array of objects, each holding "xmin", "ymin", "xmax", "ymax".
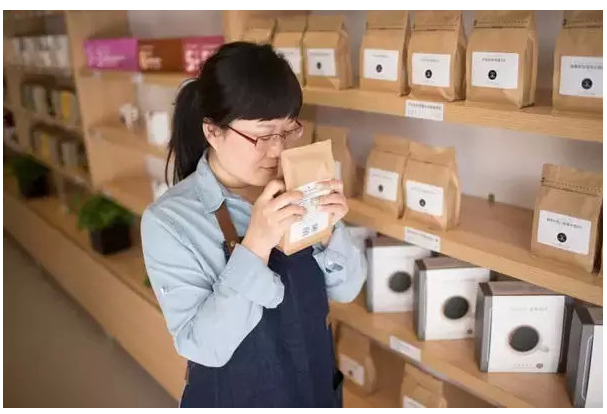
[
  {"xmin": 241, "ymin": 179, "xmax": 305, "ymax": 264},
  {"xmin": 318, "ymin": 179, "xmax": 349, "ymax": 227}
]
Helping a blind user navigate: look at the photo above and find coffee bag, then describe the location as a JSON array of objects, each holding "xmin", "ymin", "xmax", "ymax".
[
  {"xmin": 553, "ymin": 11, "xmax": 603, "ymax": 115},
  {"xmin": 241, "ymin": 17, "xmax": 276, "ymax": 45},
  {"xmin": 303, "ymin": 15, "xmax": 353, "ymax": 90},
  {"xmin": 336, "ymin": 324, "xmax": 377, "ymax": 396},
  {"xmin": 279, "ymin": 140, "xmax": 335, "ymax": 255},
  {"xmin": 408, "ymin": 11, "xmax": 466, "ymax": 102},
  {"xmin": 359, "ymin": 11, "xmax": 410, "ymax": 95},
  {"xmin": 315, "ymin": 125, "xmax": 357, "ymax": 198},
  {"xmin": 403, "ymin": 141, "xmax": 460, "ymax": 231},
  {"xmin": 531, "ymin": 163, "xmax": 603, "ymax": 273},
  {"xmin": 273, "ymin": 15, "xmax": 307, "ymax": 85},
  {"xmin": 401, "ymin": 363, "xmax": 447, "ymax": 408},
  {"xmin": 363, "ymin": 135, "xmax": 409, "ymax": 218},
  {"xmin": 466, "ymin": 11, "xmax": 538, "ymax": 108}
]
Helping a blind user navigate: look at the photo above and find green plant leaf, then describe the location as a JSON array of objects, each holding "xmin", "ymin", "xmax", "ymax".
[
  {"xmin": 77, "ymin": 195, "xmax": 134, "ymax": 232},
  {"xmin": 10, "ymin": 155, "xmax": 48, "ymax": 186}
]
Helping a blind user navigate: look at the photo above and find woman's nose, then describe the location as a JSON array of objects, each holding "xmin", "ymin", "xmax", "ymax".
[{"xmin": 266, "ymin": 136, "xmax": 284, "ymax": 157}]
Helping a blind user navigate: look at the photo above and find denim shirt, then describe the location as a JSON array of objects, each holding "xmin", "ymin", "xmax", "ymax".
[{"xmin": 141, "ymin": 152, "xmax": 367, "ymax": 368}]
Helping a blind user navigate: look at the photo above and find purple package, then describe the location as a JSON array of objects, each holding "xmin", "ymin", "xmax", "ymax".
[{"xmin": 84, "ymin": 38, "xmax": 139, "ymax": 71}]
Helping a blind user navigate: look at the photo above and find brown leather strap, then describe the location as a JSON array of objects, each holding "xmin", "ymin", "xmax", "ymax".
[{"xmin": 215, "ymin": 202, "xmax": 240, "ymax": 257}]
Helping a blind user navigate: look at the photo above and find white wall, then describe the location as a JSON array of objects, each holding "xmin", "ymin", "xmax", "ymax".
[{"xmin": 128, "ymin": 10, "xmax": 602, "ymax": 210}]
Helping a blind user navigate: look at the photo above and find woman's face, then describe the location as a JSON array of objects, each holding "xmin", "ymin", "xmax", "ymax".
[{"xmin": 205, "ymin": 117, "xmax": 300, "ymax": 187}]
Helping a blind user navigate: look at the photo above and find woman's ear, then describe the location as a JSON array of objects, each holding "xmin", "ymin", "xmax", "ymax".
[{"xmin": 203, "ymin": 121, "xmax": 222, "ymax": 148}]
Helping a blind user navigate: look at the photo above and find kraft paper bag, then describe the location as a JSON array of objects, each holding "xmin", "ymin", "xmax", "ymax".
[
  {"xmin": 242, "ymin": 17, "xmax": 276, "ymax": 45},
  {"xmin": 273, "ymin": 15, "xmax": 308, "ymax": 86},
  {"xmin": 359, "ymin": 11, "xmax": 410, "ymax": 95},
  {"xmin": 466, "ymin": 11, "xmax": 538, "ymax": 109},
  {"xmin": 336, "ymin": 324, "xmax": 377, "ymax": 396},
  {"xmin": 403, "ymin": 141, "xmax": 460, "ymax": 231},
  {"xmin": 401, "ymin": 363, "xmax": 448, "ymax": 408},
  {"xmin": 408, "ymin": 10, "xmax": 466, "ymax": 102},
  {"xmin": 315, "ymin": 125, "xmax": 357, "ymax": 198},
  {"xmin": 553, "ymin": 11, "xmax": 603, "ymax": 115},
  {"xmin": 531, "ymin": 163, "xmax": 603, "ymax": 273},
  {"xmin": 303, "ymin": 15, "xmax": 353, "ymax": 90},
  {"xmin": 363, "ymin": 135, "xmax": 410, "ymax": 218}
]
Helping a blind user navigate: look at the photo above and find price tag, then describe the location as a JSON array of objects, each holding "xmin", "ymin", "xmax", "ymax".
[
  {"xmin": 389, "ymin": 335, "xmax": 421, "ymax": 362},
  {"xmin": 405, "ymin": 226, "xmax": 441, "ymax": 253},
  {"xmin": 405, "ymin": 99, "xmax": 444, "ymax": 122}
]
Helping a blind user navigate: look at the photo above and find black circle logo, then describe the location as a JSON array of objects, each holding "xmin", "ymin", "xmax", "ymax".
[
  {"xmin": 443, "ymin": 296, "xmax": 470, "ymax": 320},
  {"xmin": 582, "ymin": 78, "xmax": 593, "ymax": 90},
  {"xmin": 509, "ymin": 326, "xmax": 540, "ymax": 353},
  {"xmin": 376, "ymin": 64, "xmax": 383, "ymax": 73},
  {"xmin": 536, "ymin": 363, "xmax": 544, "ymax": 369},
  {"xmin": 557, "ymin": 233, "xmax": 567, "ymax": 243},
  {"xmin": 316, "ymin": 62, "xmax": 322, "ymax": 70},
  {"xmin": 488, "ymin": 70, "xmax": 497, "ymax": 80},
  {"xmin": 378, "ymin": 184, "xmax": 384, "ymax": 193},
  {"xmin": 388, "ymin": 272, "xmax": 412, "ymax": 293},
  {"xmin": 425, "ymin": 69, "xmax": 432, "ymax": 79},
  {"xmin": 419, "ymin": 199, "xmax": 426, "ymax": 207}
]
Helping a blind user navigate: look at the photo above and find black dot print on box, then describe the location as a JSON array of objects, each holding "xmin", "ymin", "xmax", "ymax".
[
  {"xmin": 419, "ymin": 199, "xmax": 426, "ymax": 207},
  {"xmin": 443, "ymin": 296, "xmax": 469, "ymax": 320},
  {"xmin": 316, "ymin": 62, "xmax": 322, "ymax": 70},
  {"xmin": 376, "ymin": 64, "xmax": 383, "ymax": 73},
  {"xmin": 425, "ymin": 69, "xmax": 432, "ymax": 79},
  {"xmin": 509, "ymin": 326, "xmax": 540, "ymax": 353},
  {"xmin": 582, "ymin": 78, "xmax": 593, "ymax": 90},
  {"xmin": 388, "ymin": 272, "xmax": 412, "ymax": 293},
  {"xmin": 378, "ymin": 184, "xmax": 384, "ymax": 193},
  {"xmin": 488, "ymin": 70, "xmax": 497, "ymax": 80}
]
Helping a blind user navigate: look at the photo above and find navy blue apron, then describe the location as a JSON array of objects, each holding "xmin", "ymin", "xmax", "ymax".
[{"xmin": 179, "ymin": 203, "xmax": 344, "ymax": 408}]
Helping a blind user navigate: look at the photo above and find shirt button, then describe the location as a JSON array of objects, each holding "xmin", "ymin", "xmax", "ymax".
[{"xmin": 161, "ymin": 286, "xmax": 170, "ymax": 294}]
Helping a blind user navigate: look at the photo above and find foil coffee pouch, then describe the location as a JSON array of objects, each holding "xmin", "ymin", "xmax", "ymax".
[
  {"xmin": 531, "ymin": 163, "xmax": 603, "ymax": 273},
  {"xmin": 403, "ymin": 141, "xmax": 460, "ymax": 231},
  {"xmin": 408, "ymin": 10, "xmax": 466, "ymax": 102},
  {"xmin": 360, "ymin": 10, "xmax": 410, "ymax": 95},
  {"xmin": 273, "ymin": 15, "xmax": 307, "ymax": 86},
  {"xmin": 553, "ymin": 11, "xmax": 603, "ymax": 115},
  {"xmin": 279, "ymin": 140, "xmax": 335, "ymax": 255},
  {"xmin": 315, "ymin": 125, "xmax": 357, "ymax": 198},
  {"xmin": 466, "ymin": 11, "xmax": 538, "ymax": 108},
  {"xmin": 303, "ymin": 15, "xmax": 353, "ymax": 90},
  {"xmin": 363, "ymin": 135, "xmax": 410, "ymax": 218},
  {"xmin": 242, "ymin": 17, "xmax": 276, "ymax": 45},
  {"xmin": 336, "ymin": 323, "xmax": 378, "ymax": 396}
]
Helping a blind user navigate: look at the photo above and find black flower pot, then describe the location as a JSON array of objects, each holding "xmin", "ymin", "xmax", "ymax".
[
  {"xmin": 18, "ymin": 175, "xmax": 49, "ymax": 199},
  {"xmin": 89, "ymin": 223, "xmax": 132, "ymax": 255}
]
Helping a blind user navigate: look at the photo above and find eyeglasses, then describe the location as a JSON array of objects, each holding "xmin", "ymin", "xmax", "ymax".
[{"xmin": 226, "ymin": 120, "xmax": 304, "ymax": 152}]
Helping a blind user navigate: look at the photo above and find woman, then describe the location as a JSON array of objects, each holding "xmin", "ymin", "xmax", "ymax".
[{"xmin": 141, "ymin": 42, "xmax": 366, "ymax": 408}]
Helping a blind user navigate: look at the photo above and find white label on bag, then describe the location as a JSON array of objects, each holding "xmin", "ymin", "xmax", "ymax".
[
  {"xmin": 289, "ymin": 180, "xmax": 331, "ymax": 243},
  {"xmin": 306, "ymin": 48, "xmax": 336, "ymax": 77},
  {"xmin": 338, "ymin": 354, "xmax": 365, "ymax": 387},
  {"xmin": 363, "ymin": 49, "xmax": 399, "ymax": 81},
  {"xmin": 334, "ymin": 160, "xmax": 342, "ymax": 180},
  {"xmin": 366, "ymin": 168, "xmax": 399, "ymax": 201},
  {"xmin": 412, "ymin": 53, "xmax": 451, "ymax": 88},
  {"xmin": 389, "ymin": 335, "xmax": 421, "ymax": 362},
  {"xmin": 405, "ymin": 227, "xmax": 441, "ymax": 253},
  {"xmin": 405, "ymin": 100, "xmax": 444, "ymax": 121},
  {"xmin": 559, "ymin": 56, "xmax": 603, "ymax": 98},
  {"xmin": 537, "ymin": 210, "xmax": 591, "ymax": 255},
  {"xmin": 276, "ymin": 47, "xmax": 302, "ymax": 75},
  {"xmin": 471, "ymin": 52, "xmax": 519, "ymax": 89},
  {"xmin": 403, "ymin": 396, "xmax": 426, "ymax": 408},
  {"xmin": 406, "ymin": 180, "xmax": 444, "ymax": 217}
]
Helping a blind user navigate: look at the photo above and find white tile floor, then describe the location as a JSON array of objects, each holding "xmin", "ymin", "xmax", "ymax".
[{"xmin": 2, "ymin": 234, "xmax": 177, "ymax": 408}]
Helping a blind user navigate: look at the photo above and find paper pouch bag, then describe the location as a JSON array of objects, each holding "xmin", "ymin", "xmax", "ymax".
[
  {"xmin": 531, "ymin": 163, "xmax": 603, "ymax": 273},
  {"xmin": 408, "ymin": 10, "xmax": 466, "ymax": 102},
  {"xmin": 303, "ymin": 15, "xmax": 353, "ymax": 90},
  {"xmin": 401, "ymin": 363, "xmax": 448, "ymax": 408},
  {"xmin": 403, "ymin": 141, "xmax": 460, "ymax": 231},
  {"xmin": 466, "ymin": 11, "xmax": 538, "ymax": 108},
  {"xmin": 363, "ymin": 135, "xmax": 410, "ymax": 218},
  {"xmin": 273, "ymin": 16, "xmax": 307, "ymax": 85},
  {"xmin": 553, "ymin": 11, "xmax": 603, "ymax": 115},
  {"xmin": 336, "ymin": 324, "xmax": 377, "ymax": 395},
  {"xmin": 315, "ymin": 125, "xmax": 357, "ymax": 198},
  {"xmin": 242, "ymin": 17, "xmax": 276, "ymax": 45},
  {"xmin": 360, "ymin": 11, "xmax": 410, "ymax": 95},
  {"xmin": 279, "ymin": 140, "xmax": 335, "ymax": 255}
]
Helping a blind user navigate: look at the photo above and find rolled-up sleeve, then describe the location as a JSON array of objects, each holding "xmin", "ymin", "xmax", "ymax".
[{"xmin": 313, "ymin": 221, "xmax": 367, "ymax": 303}]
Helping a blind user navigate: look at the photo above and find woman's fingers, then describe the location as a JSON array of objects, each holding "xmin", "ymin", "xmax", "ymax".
[
  {"xmin": 265, "ymin": 190, "xmax": 303, "ymax": 213},
  {"xmin": 318, "ymin": 192, "xmax": 347, "ymax": 207},
  {"xmin": 320, "ymin": 179, "xmax": 344, "ymax": 194},
  {"xmin": 272, "ymin": 204, "xmax": 306, "ymax": 222},
  {"xmin": 319, "ymin": 203, "xmax": 348, "ymax": 217}
]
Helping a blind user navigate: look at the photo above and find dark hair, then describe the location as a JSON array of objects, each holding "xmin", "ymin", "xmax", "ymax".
[{"xmin": 166, "ymin": 41, "xmax": 303, "ymax": 185}]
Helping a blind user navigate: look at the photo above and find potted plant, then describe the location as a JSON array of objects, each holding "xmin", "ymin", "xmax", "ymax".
[
  {"xmin": 10, "ymin": 155, "xmax": 49, "ymax": 198},
  {"xmin": 77, "ymin": 195, "xmax": 134, "ymax": 255}
]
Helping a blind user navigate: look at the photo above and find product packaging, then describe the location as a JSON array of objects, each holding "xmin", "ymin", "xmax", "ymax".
[
  {"xmin": 84, "ymin": 38, "xmax": 139, "ymax": 71},
  {"xmin": 138, "ymin": 37, "xmax": 223, "ymax": 73},
  {"xmin": 241, "ymin": 17, "xmax": 276, "ymax": 45},
  {"xmin": 273, "ymin": 15, "xmax": 307, "ymax": 85},
  {"xmin": 400, "ymin": 363, "xmax": 447, "ymax": 408},
  {"xmin": 145, "ymin": 111, "xmax": 171, "ymax": 147},
  {"xmin": 336, "ymin": 323, "xmax": 377, "ymax": 395},
  {"xmin": 315, "ymin": 125, "xmax": 356, "ymax": 197}
]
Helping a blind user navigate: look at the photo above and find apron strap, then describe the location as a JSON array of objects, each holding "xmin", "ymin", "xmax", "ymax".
[{"xmin": 215, "ymin": 201, "xmax": 241, "ymax": 258}]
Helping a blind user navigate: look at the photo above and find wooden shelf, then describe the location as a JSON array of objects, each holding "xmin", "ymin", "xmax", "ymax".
[
  {"xmin": 79, "ymin": 67, "xmax": 188, "ymax": 88},
  {"xmin": 6, "ymin": 63, "xmax": 73, "ymax": 78},
  {"xmin": 93, "ymin": 121, "xmax": 167, "ymax": 159},
  {"xmin": 101, "ymin": 176, "xmax": 155, "ymax": 216},
  {"xmin": 24, "ymin": 108, "xmax": 83, "ymax": 135},
  {"xmin": 346, "ymin": 197, "xmax": 602, "ymax": 306},
  {"xmin": 330, "ymin": 292, "xmax": 572, "ymax": 408}
]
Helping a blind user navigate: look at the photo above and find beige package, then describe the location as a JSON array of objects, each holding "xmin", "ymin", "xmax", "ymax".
[
  {"xmin": 553, "ymin": 11, "xmax": 603, "ymax": 115},
  {"xmin": 531, "ymin": 163, "xmax": 603, "ymax": 273},
  {"xmin": 241, "ymin": 17, "xmax": 276, "ymax": 45},
  {"xmin": 400, "ymin": 363, "xmax": 448, "ymax": 408},
  {"xmin": 303, "ymin": 15, "xmax": 353, "ymax": 90},
  {"xmin": 403, "ymin": 141, "xmax": 460, "ymax": 231},
  {"xmin": 279, "ymin": 140, "xmax": 335, "ymax": 255},
  {"xmin": 466, "ymin": 11, "xmax": 538, "ymax": 108},
  {"xmin": 315, "ymin": 125, "xmax": 357, "ymax": 198},
  {"xmin": 363, "ymin": 135, "xmax": 410, "ymax": 218},
  {"xmin": 336, "ymin": 324, "xmax": 377, "ymax": 396},
  {"xmin": 273, "ymin": 15, "xmax": 308, "ymax": 85},
  {"xmin": 359, "ymin": 11, "xmax": 410, "ymax": 95},
  {"xmin": 408, "ymin": 10, "xmax": 466, "ymax": 102}
]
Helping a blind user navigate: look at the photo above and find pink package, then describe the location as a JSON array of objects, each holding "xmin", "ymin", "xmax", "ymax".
[
  {"xmin": 84, "ymin": 38, "xmax": 139, "ymax": 71},
  {"xmin": 182, "ymin": 36, "xmax": 224, "ymax": 75}
]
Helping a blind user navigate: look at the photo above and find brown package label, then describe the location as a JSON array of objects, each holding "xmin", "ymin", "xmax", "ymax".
[
  {"xmin": 315, "ymin": 125, "xmax": 357, "ymax": 198},
  {"xmin": 363, "ymin": 135, "xmax": 410, "ymax": 218},
  {"xmin": 303, "ymin": 15, "xmax": 353, "ymax": 90},
  {"xmin": 242, "ymin": 17, "xmax": 276, "ymax": 45},
  {"xmin": 359, "ymin": 11, "xmax": 410, "ymax": 95},
  {"xmin": 531, "ymin": 163, "xmax": 603, "ymax": 273},
  {"xmin": 403, "ymin": 141, "xmax": 460, "ymax": 231},
  {"xmin": 273, "ymin": 15, "xmax": 307, "ymax": 85},
  {"xmin": 138, "ymin": 39, "xmax": 183, "ymax": 72},
  {"xmin": 408, "ymin": 10, "xmax": 467, "ymax": 102},
  {"xmin": 285, "ymin": 119, "xmax": 315, "ymax": 149},
  {"xmin": 553, "ymin": 11, "xmax": 603, "ymax": 115},
  {"xmin": 400, "ymin": 364, "xmax": 447, "ymax": 408},
  {"xmin": 336, "ymin": 324, "xmax": 377, "ymax": 395},
  {"xmin": 466, "ymin": 11, "xmax": 538, "ymax": 108},
  {"xmin": 278, "ymin": 140, "xmax": 335, "ymax": 255}
]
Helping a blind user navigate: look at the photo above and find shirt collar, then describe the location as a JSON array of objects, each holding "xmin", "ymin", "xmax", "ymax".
[{"xmin": 194, "ymin": 149, "xmax": 227, "ymax": 214}]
